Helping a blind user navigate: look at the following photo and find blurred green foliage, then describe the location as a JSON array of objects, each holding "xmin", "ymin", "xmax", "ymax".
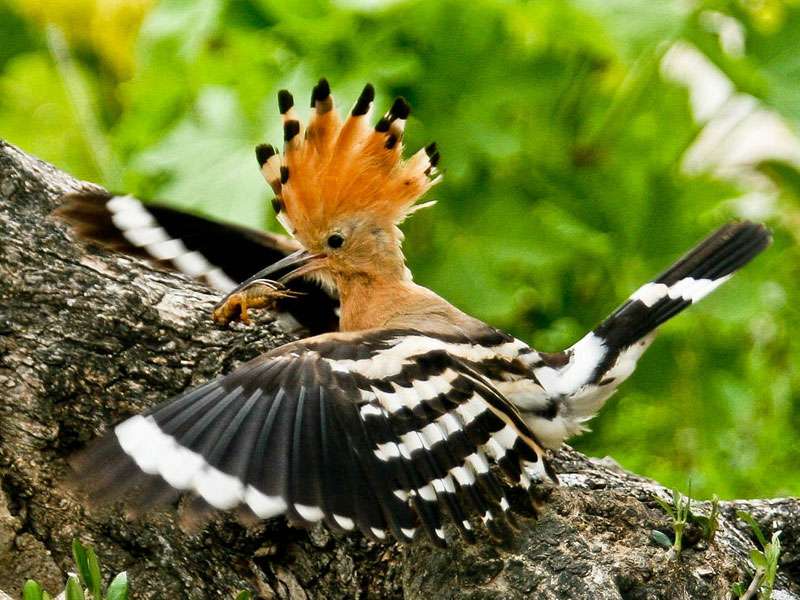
[{"xmin": 1, "ymin": 0, "xmax": 798, "ymax": 499}]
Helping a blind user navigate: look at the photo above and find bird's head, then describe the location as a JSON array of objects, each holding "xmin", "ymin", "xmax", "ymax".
[{"xmin": 252, "ymin": 79, "xmax": 441, "ymax": 290}]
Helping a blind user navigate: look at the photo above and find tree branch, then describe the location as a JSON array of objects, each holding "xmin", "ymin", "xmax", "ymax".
[{"xmin": 1, "ymin": 140, "xmax": 797, "ymax": 599}]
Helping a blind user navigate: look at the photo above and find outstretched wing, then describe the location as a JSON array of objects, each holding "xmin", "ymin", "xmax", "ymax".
[
  {"xmin": 73, "ymin": 329, "xmax": 556, "ymax": 546},
  {"xmin": 55, "ymin": 191, "xmax": 339, "ymax": 334}
]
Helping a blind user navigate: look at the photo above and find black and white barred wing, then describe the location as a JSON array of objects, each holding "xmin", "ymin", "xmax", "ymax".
[
  {"xmin": 74, "ymin": 330, "xmax": 556, "ymax": 546},
  {"xmin": 55, "ymin": 191, "xmax": 339, "ymax": 334}
]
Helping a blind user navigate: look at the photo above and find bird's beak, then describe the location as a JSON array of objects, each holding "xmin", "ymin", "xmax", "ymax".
[{"xmin": 213, "ymin": 249, "xmax": 326, "ymax": 309}]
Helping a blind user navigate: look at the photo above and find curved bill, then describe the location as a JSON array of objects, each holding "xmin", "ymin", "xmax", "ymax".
[{"xmin": 213, "ymin": 249, "xmax": 326, "ymax": 310}]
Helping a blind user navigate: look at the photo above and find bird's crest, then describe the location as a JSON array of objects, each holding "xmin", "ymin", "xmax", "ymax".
[{"xmin": 256, "ymin": 79, "xmax": 441, "ymax": 243}]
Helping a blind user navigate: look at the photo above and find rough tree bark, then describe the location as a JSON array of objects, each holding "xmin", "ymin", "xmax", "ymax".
[{"xmin": 0, "ymin": 139, "xmax": 797, "ymax": 599}]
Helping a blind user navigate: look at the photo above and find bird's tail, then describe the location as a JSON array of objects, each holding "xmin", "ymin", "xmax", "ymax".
[
  {"xmin": 591, "ymin": 220, "xmax": 771, "ymax": 365},
  {"xmin": 535, "ymin": 221, "xmax": 770, "ymax": 424}
]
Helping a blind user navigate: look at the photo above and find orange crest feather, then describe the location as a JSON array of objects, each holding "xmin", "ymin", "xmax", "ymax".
[{"xmin": 256, "ymin": 79, "xmax": 441, "ymax": 243}]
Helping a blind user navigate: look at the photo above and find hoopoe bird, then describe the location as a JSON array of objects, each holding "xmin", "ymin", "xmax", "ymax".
[{"xmin": 66, "ymin": 79, "xmax": 770, "ymax": 547}]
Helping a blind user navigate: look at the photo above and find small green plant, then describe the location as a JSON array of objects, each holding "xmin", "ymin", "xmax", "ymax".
[
  {"xmin": 21, "ymin": 540, "xmax": 128, "ymax": 600},
  {"xmin": 22, "ymin": 580, "xmax": 51, "ymax": 600},
  {"xmin": 20, "ymin": 539, "xmax": 251, "ymax": 599},
  {"xmin": 731, "ymin": 512, "xmax": 782, "ymax": 600},
  {"xmin": 692, "ymin": 494, "xmax": 720, "ymax": 544},
  {"xmin": 652, "ymin": 488, "xmax": 722, "ymax": 558},
  {"xmin": 653, "ymin": 488, "xmax": 692, "ymax": 559}
]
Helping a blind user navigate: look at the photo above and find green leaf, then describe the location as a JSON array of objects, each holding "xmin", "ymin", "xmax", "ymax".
[
  {"xmin": 234, "ymin": 591, "xmax": 252, "ymax": 600},
  {"xmin": 42, "ymin": 592, "xmax": 51, "ymax": 600},
  {"xmin": 675, "ymin": 491, "xmax": 690, "ymax": 524},
  {"xmin": 738, "ymin": 511, "xmax": 768, "ymax": 548},
  {"xmin": 22, "ymin": 580, "xmax": 44, "ymax": 600},
  {"xmin": 107, "ymin": 572, "xmax": 129, "ymax": 600},
  {"xmin": 650, "ymin": 529, "xmax": 672, "ymax": 549},
  {"xmin": 71, "ymin": 539, "xmax": 102, "ymax": 599},
  {"xmin": 85, "ymin": 546, "xmax": 102, "ymax": 600},
  {"xmin": 653, "ymin": 496, "xmax": 675, "ymax": 518},
  {"xmin": 750, "ymin": 549, "xmax": 767, "ymax": 569},
  {"xmin": 65, "ymin": 576, "xmax": 85, "ymax": 600},
  {"xmin": 72, "ymin": 540, "xmax": 91, "ymax": 589}
]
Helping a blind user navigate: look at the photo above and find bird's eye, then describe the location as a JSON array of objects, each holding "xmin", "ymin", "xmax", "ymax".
[{"xmin": 327, "ymin": 233, "xmax": 345, "ymax": 249}]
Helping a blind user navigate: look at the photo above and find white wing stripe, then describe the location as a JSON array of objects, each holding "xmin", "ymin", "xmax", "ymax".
[
  {"xmin": 671, "ymin": 275, "xmax": 732, "ymax": 302},
  {"xmin": 194, "ymin": 468, "xmax": 244, "ymax": 510},
  {"xmin": 493, "ymin": 424, "xmax": 518, "ymax": 449},
  {"xmin": 246, "ymin": 487, "xmax": 287, "ymax": 518},
  {"xmin": 173, "ymin": 250, "xmax": 213, "ymax": 278},
  {"xmin": 454, "ymin": 394, "xmax": 486, "ymax": 425},
  {"xmin": 450, "ymin": 465, "xmax": 475, "ymax": 486},
  {"xmin": 322, "ymin": 336, "xmax": 529, "ymax": 379},
  {"xmin": 105, "ymin": 195, "xmax": 237, "ymax": 293},
  {"xmin": 295, "ymin": 503, "xmax": 324, "ymax": 521},
  {"xmin": 535, "ymin": 333, "xmax": 606, "ymax": 396},
  {"xmin": 373, "ymin": 441, "xmax": 402, "ymax": 461},
  {"xmin": 466, "ymin": 452, "xmax": 490, "ymax": 474},
  {"xmin": 205, "ymin": 268, "xmax": 237, "ymax": 292},
  {"xmin": 359, "ymin": 403, "xmax": 383, "ymax": 418},
  {"xmin": 333, "ymin": 514, "xmax": 355, "ymax": 530},
  {"xmin": 120, "ymin": 226, "xmax": 170, "ymax": 247},
  {"xmin": 116, "ymin": 414, "xmax": 263, "ymax": 512},
  {"xmin": 484, "ymin": 438, "xmax": 507, "ymax": 462}
]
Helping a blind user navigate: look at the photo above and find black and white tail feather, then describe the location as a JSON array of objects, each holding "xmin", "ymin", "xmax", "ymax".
[
  {"xmin": 72, "ymin": 221, "xmax": 768, "ymax": 546},
  {"xmin": 518, "ymin": 221, "xmax": 771, "ymax": 447}
]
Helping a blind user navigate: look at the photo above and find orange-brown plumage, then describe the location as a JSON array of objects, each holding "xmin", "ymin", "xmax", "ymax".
[
  {"xmin": 260, "ymin": 80, "xmax": 440, "ymax": 246},
  {"xmin": 249, "ymin": 79, "xmax": 444, "ymax": 331}
]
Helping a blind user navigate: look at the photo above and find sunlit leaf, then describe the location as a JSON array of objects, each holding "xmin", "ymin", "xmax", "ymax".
[
  {"xmin": 22, "ymin": 580, "xmax": 43, "ymax": 600},
  {"xmin": 65, "ymin": 576, "xmax": 85, "ymax": 600},
  {"xmin": 86, "ymin": 546, "xmax": 102, "ymax": 600},
  {"xmin": 750, "ymin": 549, "xmax": 767, "ymax": 569},
  {"xmin": 107, "ymin": 572, "xmax": 129, "ymax": 600}
]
